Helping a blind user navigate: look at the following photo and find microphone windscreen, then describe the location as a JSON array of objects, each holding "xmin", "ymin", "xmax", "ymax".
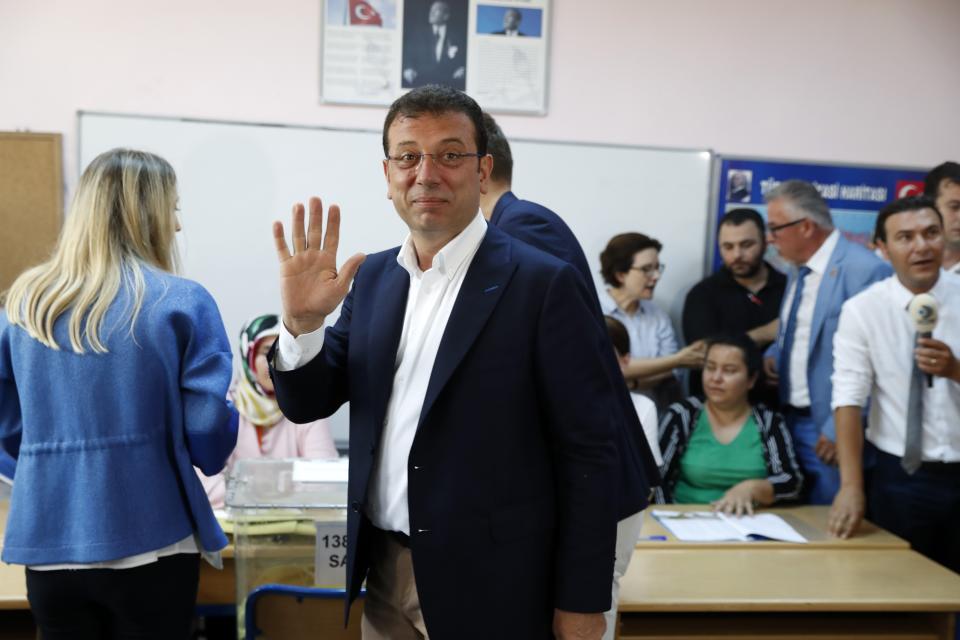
[{"xmin": 907, "ymin": 293, "xmax": 939, "ymax": 334}]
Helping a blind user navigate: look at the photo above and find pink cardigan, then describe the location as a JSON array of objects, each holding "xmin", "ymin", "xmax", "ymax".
[{"xmin": 198, "ymin": 415, "xmax": 338, "ymax": 508}]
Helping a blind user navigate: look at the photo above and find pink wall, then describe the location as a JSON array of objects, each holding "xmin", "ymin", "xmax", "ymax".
[{"xmin": 2, "ymin": 0, "xmax": 958, "ymax": 192}]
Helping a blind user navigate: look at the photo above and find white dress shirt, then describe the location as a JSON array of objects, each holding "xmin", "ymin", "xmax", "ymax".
[
  {"xmin": 277, "ymin": 212, "xmax": 488, "ymax": 534},
  {"xmin": 832, "ymin": 271, "xmax": 960, "ymax": 462},
  {"xmin": 630, "ymin": 393, "xmax": 661, "ymax": 467},
  {"xmin": 782, "ymin": 229, "xmax": 840, "ymax": 407}
]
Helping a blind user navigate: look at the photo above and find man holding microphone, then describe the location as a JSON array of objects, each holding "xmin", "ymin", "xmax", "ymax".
[{"xmin": 829, "ymin": 195, "xmax": 960, "ymax": 575}]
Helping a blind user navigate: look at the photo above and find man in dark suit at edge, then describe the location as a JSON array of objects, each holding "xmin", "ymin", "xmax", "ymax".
[
  {"xmin": 477, "ymin": 111, "xmax": 659, "ymax": 640},
  {"xmin": 269, "ymin": 86, "xmax": 619, "ymax": 639},
  {"xmin": 402, "ymin": 1, "xmax": 466, "ymax": 90}
]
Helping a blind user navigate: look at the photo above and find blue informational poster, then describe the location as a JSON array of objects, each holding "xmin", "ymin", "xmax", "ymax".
[{"xmin": 712, "ymin": 157, "xmax": 928, "ymax": 271}]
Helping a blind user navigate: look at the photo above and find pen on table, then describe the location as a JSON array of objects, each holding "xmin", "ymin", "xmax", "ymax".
[{"xmin": 640, "ymin": 535, "xmax": 667, "ymax": 541}]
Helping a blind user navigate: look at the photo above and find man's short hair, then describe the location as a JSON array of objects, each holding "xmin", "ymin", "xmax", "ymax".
[
  {"xmin": 382, "ymin": 85, "xmax": 488, "ymax": 157},
  {"xmin": 605, "ymin": 316, "xmax": 630, "ymax": 358},
  {"xmin": 873, "ymin": 195, "xmax": 942, "ymax": 243},
  {"xmin": 719, "ymin": 208, "xmax": 765, "ymax": 238},
  {"xmin": 764, "ymin": 179, "xmax": 834, "ymax": 230},
  {"xmin": 482, "ymin": 112, "xmax": 512, "ymax": 185},
  {"xmin": 923, "ymin": 161, "xmax": 960, "ymax": 198},
  {"xmin": 600, "ymin": 233, "xmax": 663, "ymax": 287}
]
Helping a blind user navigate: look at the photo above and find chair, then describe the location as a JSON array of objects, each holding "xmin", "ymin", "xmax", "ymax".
[{"xmin": 244, "ymin": 584, "xmax": 363, "ymax": 639}]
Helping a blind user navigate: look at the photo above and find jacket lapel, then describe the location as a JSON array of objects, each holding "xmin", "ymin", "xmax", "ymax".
[
  {"xmin": 809, "ymin": 235, "xmax": 846, "ymax": 354},
  {"xmin": 366, "ymin": 257, "xmax": 409, "ymax": 442},
  {"xmin": 417, "ymin": 227, "xmax": 517, "ymax": 428},
  {"xmin": 776, "ymin": 270, "xmax": 797, "ymax": 355}
]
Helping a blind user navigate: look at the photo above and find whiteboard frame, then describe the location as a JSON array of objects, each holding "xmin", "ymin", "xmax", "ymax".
[{"xmin": 78, "ymin": 110, "xmax": 714, "ymax": 444}]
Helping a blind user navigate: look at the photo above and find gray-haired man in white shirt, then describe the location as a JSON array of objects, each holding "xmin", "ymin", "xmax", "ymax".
[{"xmin": 829, "ymin": 195, "xmax": 960, "ymax": 574}]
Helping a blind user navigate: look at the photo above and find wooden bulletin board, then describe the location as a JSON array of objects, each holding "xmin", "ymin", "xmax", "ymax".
[{"xmin": 0, "ymin": 132, "xmax": 64, "ymax": 295}]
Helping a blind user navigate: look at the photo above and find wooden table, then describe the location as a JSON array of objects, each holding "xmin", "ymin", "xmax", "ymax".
[
  {"xmin": 619, "ymin": 506, "xmax": 960, "ymax": 640},
  {"xmin": 2, "ymin": 502, "xmax": 958, "ymax": 640},
  {"xmin": 0, "ymin": 502, "xmax": 359, "ymax": 639},
  {"xmin": 638, "ymin": 504, "xmax": 910, "ymax": 549}
]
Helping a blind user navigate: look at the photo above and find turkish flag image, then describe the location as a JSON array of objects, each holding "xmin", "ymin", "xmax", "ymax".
[
  {"xmin": 895, "ymin": 180, "xmax": 925, "ymax": 198},
  {"xmin": 349, "ymin": 0, "xmax": 383, "ymax": 26}
]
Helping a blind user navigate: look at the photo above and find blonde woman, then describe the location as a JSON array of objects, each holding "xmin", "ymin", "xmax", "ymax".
[{"xmin": 0, "ymin": 148, "xmax": 238, "ymax": 639}]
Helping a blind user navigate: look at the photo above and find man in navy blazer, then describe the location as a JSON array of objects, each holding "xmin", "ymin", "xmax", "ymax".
[
  {"xmin": 269, "ymin": 87, "xmax": 618, "ymax": 639},
  {"xmin": 477, "ymin": 111, "xmax": 658, "ymax": 519},
  {"xmin": 478, "ymin": 112, "xmax": 659, "ymax": 640},
  {"xmin": 763, "ymin": 180, "xmax": 891, "ymax": 505}
]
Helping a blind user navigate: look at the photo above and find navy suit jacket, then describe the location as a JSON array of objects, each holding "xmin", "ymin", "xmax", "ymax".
[
  {"xmin": 491, "ymin": 191, "xmax": 661, "ymax": 516},
  {"xmin": 768, "ymin": 234, "xmax": 891, "ymax": 440},
  {"xmin": 271, "ymin": 224, "xmax": 619, "ymax": 638}
]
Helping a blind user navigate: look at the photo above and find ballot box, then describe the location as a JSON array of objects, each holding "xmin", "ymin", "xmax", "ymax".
[{"xmin": 225, "ymin": 457, "xmax": 349, "ymax": 638}]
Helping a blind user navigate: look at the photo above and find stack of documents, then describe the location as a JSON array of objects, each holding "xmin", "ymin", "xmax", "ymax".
[
  {"xmin": 292, "ymin": 458, "xmax": 349, "ymax": 483},
  {"xmin": 652, "ymin": 510, "xmax": 807, "ymax": 543}
]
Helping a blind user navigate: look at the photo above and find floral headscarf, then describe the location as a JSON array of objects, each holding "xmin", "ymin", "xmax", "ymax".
[{"xmin": 231, "ymin": 314, "xmax": 282, "ymax": 427}]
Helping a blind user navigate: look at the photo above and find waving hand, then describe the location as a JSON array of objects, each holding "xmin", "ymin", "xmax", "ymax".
[{"xmin": 273, "ymin": 197, "xmax": 365, "ymax": 336}]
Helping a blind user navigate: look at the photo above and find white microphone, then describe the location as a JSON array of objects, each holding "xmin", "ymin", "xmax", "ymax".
[{"xmin": 907, "ymin": 293, "xmax": 939, "ymax": 387}]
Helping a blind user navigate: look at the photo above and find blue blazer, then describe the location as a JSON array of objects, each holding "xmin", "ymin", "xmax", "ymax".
[
  {"xmin": 0, "ymin": 268, "xmax": 238, "ymax": 565},
  {"xmin": 271, "ymin": 225, "xmax": 620, "ymax": 638},
  {"xmin": 769, "ymin": 235, "xmax": 891, "ymax": 441},
  {"xmin": 491, "ymin": 191, "xmax": 660, "ymax": 516}
]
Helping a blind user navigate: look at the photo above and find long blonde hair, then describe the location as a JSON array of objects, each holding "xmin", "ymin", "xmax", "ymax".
[{"xmin": 3, "ymin": 148, "xmax": 181, "ymax": 353}]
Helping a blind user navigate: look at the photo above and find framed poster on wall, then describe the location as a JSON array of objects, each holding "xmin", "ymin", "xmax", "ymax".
[{"xmin": 321, "ymin": 0, "xmax": 550, "ymax": 113}]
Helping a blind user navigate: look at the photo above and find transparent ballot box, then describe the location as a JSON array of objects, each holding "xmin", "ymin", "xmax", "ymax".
[{"xmin": 225, "ymin": 457, "xmax": 349, "ymax": 638}]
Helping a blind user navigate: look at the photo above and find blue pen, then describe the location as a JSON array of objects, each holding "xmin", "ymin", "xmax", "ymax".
[{"xmin": 641, "ymin": 535, "xmax": 667, "ymax": 541}]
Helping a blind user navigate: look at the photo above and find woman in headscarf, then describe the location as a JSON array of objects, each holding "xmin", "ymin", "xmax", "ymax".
[{"xmin": 198, "ymin": 313, "xmax": 338, "ymax": 508}]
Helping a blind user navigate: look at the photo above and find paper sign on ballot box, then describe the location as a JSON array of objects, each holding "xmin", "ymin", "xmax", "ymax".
[{"xmin": 315, "ymin": 520, "xmax": 350, "ymax": 587}]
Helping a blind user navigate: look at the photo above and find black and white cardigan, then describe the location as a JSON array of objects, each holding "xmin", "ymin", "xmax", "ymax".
[{"xmin": 654, "ymin": 397, "xmax": 804, "ymax": 504}]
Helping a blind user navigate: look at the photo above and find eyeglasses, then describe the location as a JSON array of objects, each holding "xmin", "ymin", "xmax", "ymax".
[
  {"xmin": 767, "ymin": 218, "xmax": 806, "ymax": 235},
  {"xmin": 630, "ymin": 263, "xmax": 665, "ymax": 275},
  {"xmin": 386, "ymin": 151, "xmax": 483, "ymax": 171}
]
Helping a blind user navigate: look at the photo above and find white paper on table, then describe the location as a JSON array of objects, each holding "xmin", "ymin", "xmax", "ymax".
[
  {"xmin": 651, "ymin": 510, "xmax": 806, "ymax": 543},
  {"xmin": 292, "ymin": 458, "xmax": 350, "ymax": 483}
]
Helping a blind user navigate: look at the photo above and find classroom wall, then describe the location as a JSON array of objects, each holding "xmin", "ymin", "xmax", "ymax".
[
  {"xmin": 2, "ymin": 0, "xmax": 958, "ymax": 196},
  {"xmin": 3, "ymin": 0, "xmax": 958, "ymax": 445}
]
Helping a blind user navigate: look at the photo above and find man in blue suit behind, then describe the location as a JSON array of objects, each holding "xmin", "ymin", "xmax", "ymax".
[
  {"xmin": 763, "ymin": 180, "xmax": 891, "ymax": 505},
  {"xmin": 268, "ymin": 86, "xmax": 619, "ymax": 639},
  {"xmin": 478, "ymin": 112, "xmax": 660, "ymax": 640}
]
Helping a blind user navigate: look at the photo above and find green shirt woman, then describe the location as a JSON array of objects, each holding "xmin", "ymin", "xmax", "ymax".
[{"xmin": 655, "ymin": 334, "xmax": 804, "ymax": 514}]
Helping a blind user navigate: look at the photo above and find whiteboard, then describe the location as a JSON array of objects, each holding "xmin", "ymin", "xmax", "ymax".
[{"xmin": 79, "ymin": 111, "xmax": 713, "ymax": 443}]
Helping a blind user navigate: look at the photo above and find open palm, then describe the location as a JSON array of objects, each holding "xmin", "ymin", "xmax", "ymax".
[{"xmin": 273, "ymin": 197, "xmax": 365, "ymax": 336}]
